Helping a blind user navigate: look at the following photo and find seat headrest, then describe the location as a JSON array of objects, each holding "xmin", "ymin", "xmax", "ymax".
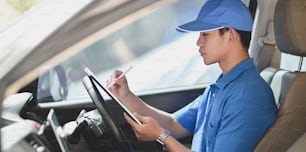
[{"xmin": 274, "ymin": 0, "xmax": 306, "ymax": 56}]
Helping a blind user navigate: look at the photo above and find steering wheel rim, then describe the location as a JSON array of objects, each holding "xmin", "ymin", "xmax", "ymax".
[{"xmin": 82, "ymin": 76, "xmax": 132, "ymax": 152}]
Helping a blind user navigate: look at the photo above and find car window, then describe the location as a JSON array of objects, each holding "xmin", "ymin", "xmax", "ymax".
[
  {"xmin": 0, "ymin": 0, "xmax": 44, "ymax": 32},
  {"xmin": 37, "ymin": 0, "xmax": 251, "ymax": 102}
]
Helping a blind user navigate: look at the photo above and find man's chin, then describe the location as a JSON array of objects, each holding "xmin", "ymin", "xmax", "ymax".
[{"xmin": 203, "ymin": 60, "xmax": 216, "ymax": 65}]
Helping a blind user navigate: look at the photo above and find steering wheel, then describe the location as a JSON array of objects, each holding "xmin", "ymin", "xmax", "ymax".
[{"xmin": 82, "ymin": 76, "xmax": 132, "ymax": 152}]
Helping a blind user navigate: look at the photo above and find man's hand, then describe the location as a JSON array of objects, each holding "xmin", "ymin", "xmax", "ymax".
[
  {"xmin": 106, "ymin": 70, "xmax": 131, "ymax": 100},
  {"xmin": 124, "ymin": 112, "xmax": 163, "ymax": 141}
]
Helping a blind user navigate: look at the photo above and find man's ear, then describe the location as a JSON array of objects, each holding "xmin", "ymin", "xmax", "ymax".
[{"xmin": 228, "ymin": 28, "xmax": 238, "ymax": 42}]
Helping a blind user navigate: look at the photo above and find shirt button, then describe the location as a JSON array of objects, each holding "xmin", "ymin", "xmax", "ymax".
[{"xmin": 212, "ymin": 93, "xmax": 215, "ymax": 97}]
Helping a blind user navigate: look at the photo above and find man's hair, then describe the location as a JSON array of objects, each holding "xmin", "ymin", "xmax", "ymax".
[{"xmin": 218, "ymin": 28, "xmax": 251, "ymax": 50}]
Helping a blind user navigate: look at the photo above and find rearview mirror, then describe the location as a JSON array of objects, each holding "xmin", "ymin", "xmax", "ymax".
[{"xmin": 37, "ymin": 65, "xmax": 68, "ymax": 102}]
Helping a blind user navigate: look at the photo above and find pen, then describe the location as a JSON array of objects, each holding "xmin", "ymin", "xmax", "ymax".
[{"xmin": 107, "ymin": 66, "xmax": 133, "ymax": 88}]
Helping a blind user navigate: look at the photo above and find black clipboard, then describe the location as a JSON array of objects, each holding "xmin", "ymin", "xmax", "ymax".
[{"xmin": 84, "ymin": 67, "xmax": 142, "ymax": 125}]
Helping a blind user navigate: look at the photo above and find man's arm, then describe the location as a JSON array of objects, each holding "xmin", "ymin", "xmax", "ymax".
[
  {"xmin": 107, "ymin": 70, "xmax": 190, "ymax": 138},
  {"xmin": 124, "ymin": 113, "xmax": 192, "ymax": 152},
  {"xmin": 122, "ymin": 91, "xmax": 190, "ymax": 138}
]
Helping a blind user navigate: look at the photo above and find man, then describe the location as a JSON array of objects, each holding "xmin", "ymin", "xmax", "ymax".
[{"xmin": 107, "ymin": 0, "xmax": 277, "ymax": 151}]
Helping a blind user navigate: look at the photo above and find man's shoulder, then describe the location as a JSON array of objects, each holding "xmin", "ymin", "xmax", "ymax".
[{"xmin": 228, "ymin": 67, "xmax": 274, "ymax": 99}]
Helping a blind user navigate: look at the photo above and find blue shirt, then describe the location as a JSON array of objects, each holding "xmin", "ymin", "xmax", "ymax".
[{"xmin": 173, "ymin": 58, "xmax": 277, "ymax": 152}]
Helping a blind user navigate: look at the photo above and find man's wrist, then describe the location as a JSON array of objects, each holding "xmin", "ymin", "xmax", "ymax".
[
  {"xmin": 120, "ymin": 91, "xmax": 134, "ymax": 103},
  {"xmin": 156, "ymin": 129, "xmax": 171, "ymax": 145}
]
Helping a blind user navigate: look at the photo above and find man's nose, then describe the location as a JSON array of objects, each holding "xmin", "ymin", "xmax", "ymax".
[{"xmin": 197, "ymin": 35, "xmax": 203, "ymax": 47}]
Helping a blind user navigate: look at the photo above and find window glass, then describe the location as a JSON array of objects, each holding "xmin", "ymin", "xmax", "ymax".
[
  {"xmin": 0, "ymin": 0, "xmax": 45, "ymax": 32},
  {"xmin": 242, "ymin": 0, "xmax": 250, "ymax": 5},
  {"xmin": 37, "ymin": 0, "xmax": 252, "ymax": 102}
]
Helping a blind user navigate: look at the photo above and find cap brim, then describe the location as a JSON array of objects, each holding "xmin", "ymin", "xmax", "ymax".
[{"xmin": 177, "ymin": 20, "xmax": 224, "ymax": 32}]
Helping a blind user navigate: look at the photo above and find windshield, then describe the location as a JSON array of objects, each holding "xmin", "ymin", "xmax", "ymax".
[
  {"xmin": 0, "ymin": 0, "xmax": 93, "ymax": 82},
  {"xmin": 36, "ymin": 0, "xmax": 223, "ymax": 102}
]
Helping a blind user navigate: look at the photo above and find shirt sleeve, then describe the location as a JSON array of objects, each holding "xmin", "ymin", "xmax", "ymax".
[{"xmin": 172, "ymin": 95, "xmax": 202, "ymax": 134}]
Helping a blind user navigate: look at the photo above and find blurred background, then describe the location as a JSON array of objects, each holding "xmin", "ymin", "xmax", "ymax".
[{"xmin": 0, "ymin": 0, "xmax": 43, "ymax": 31}]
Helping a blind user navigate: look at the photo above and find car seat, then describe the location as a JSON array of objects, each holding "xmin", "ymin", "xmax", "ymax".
[
  {"xmin": 287, "ymin": 133, "xmax": 306, "ymax": 152},
  {"xmin": 254, "ymin": 0, "xmax": 306, "ymax": 151}
]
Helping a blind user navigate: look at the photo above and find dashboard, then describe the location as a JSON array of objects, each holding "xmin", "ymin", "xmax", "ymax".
[
  {"xmin": 1, "ymin": 93, "xmax": 106, "ymax": 152},
  {"xmin": 1, "ymin": 120, "xmax": 50, "ymax": 152}
]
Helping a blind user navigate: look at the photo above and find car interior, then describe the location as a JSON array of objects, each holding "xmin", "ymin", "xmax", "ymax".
[
  {"xmin": 1, "ymin": 0, "xmax": 306, "ymax": 152},
  {"xmin": 255, "ymin": 0, "xmax": 306, "ymax": 151}
]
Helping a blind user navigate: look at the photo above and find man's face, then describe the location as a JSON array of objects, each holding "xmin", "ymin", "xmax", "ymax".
[{"xmin": 197, "ymin": 29, "xmax": 229, "ymax": 65}]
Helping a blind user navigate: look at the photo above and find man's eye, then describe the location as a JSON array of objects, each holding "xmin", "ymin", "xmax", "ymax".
[{"xmin": 202, "ymin": 33, "xmax": 209, "ymax": 37}]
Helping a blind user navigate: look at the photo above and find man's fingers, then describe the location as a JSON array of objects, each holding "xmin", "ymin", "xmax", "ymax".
[
  {"xmin": 124, "ymin": 113, "xmax": 146, "ymax": 140},
  {"xmin": 112, "ymin": 70, "xmax": 123, "ymax": 78},
  {"xmin": 133, "ymin": 112, "xmax": 147, "ymax": 123},
  {"xmin": 124, "ymin": 113, "xmax": 139, "ymax": 128}
]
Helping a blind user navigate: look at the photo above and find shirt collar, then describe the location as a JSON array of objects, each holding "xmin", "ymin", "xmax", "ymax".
[{"xmin": 213, "ymin": 58, "xmax": 255, "ymax": 89}]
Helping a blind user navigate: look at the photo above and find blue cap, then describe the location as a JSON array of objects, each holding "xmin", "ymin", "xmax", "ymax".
[{"xmin": 177, "ymin": 0, "xmax": 253, "ymax": 32}]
